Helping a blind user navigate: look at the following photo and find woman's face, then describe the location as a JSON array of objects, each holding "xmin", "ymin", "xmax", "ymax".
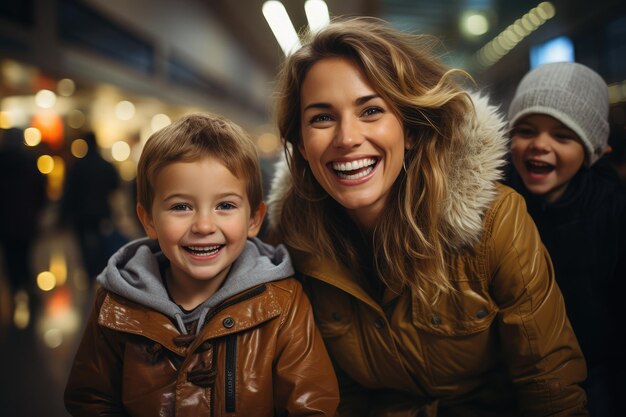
[{"xmin": 298, "ymin": 57, "xmax": 410, "ymax": 230}]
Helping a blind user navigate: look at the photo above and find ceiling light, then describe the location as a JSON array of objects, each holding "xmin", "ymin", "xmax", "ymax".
[
  {"xmin": 304, "ymin": 0, "xmax": 329, "ymax": 33},
  {"xmin": 35, "ymin": 89, "xmax": 56, "ymax": 108},
  {"xmin": 262, "ymin": 1, "xmax": 301, "ymax": 56},
  {"xmin": 470, "ymin": 2, "xmax": 556, "ymax": 71},
  {"xmin": 463, "ymin": 13, "xmax": 489, "ymax": 36}
]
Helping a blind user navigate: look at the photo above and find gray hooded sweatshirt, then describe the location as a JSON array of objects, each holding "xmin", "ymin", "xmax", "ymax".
[{"xmin": 96, "ymin": 237, "xmax": 294, "ymax": 336}]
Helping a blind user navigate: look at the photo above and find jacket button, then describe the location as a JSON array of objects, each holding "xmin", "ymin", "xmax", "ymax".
[
  {"xmin": 222, "ymin": 317, "xmax": 235, "ymax": 328},
  {"xmin": 374, "ymin": 317, "xmax": 385, "ymax": 329},
  {"xmin": 331, "ymin": 312, "xmax": 342, "ymax": 321},
  {"xmin": 476, "ymin": 309, "xmax": 488, "ymax": 319},
  {"xmin": 431, "ymin": 314, "xmax": 442, "ymax": 326}
]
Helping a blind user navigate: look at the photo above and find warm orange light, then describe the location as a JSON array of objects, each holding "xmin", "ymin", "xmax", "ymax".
[
  {"xmin": 31, "ymin": 110, "xmax": 64, "ymax": 150},
  {"xmin": 46, "ymin": 286, "xmax": 71, "ymax": 318}
]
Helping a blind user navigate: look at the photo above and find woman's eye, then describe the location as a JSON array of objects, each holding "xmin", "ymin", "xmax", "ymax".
[
  {"xmin": 170, "ymin": 203, "xmax": 191, "ymax": 211},
  {"xmin": 309, "ymin": 114, "xmax": 333, "ymax": 124},
  {"xmin": 216, "ymin": 202, "xmax": 236, "ymax": 211},
  {"xmin": 362, "ymin": 107, "xmax": 383, "ymax": 117}
]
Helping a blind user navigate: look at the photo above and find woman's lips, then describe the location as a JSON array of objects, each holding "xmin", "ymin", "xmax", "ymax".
[{"xmin": 328, "ymin": 157, "xmax": 378, "ymax": 180}]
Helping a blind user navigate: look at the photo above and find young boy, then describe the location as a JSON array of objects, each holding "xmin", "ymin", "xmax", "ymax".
[
  {"xmin": 505, "ymin": 62, "xmax": 626, "ymax": 417},
  {"xmin": 64, "ymin": 113, "xmax": 339, "ymax": 416}
]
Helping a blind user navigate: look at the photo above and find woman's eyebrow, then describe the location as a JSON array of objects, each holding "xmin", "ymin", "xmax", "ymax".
[{"xmin": 303, "ymin": 94, "xmax": 381, "ymax": 112}]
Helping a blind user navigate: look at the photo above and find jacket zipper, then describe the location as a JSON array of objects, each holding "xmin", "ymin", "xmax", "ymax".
[
  {"xmin": 224, "ymin": 333, "xmax": 237, "ymax": 413},
  {"xmin": 208, "ymin": 285, "xmax": 265, "ymax": 414}
]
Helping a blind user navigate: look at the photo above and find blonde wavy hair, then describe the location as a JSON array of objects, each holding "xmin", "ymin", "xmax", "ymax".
[{"xmin": 273, "ymin": 17, "xmax": 474, "ymax": 301}]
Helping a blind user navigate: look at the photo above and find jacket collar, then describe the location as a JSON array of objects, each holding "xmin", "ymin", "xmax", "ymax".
[{"xmin": 98, "ymin": 285, "xmax": 282, "ymax": 355}]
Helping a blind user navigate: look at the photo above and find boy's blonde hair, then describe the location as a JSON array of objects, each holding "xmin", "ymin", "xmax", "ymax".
[
  {"xmin": 137, "ymin": 113, "xmax": 262, "ymax": 213},
  {"xmin": 273, "ymin": 17, "xmax": 473, "ymax": 301}
]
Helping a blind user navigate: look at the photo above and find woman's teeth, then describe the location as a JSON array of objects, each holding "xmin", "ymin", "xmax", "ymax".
[{"xmin": 331, "ymin": 158, "xmax": 377, "ymax": 180}]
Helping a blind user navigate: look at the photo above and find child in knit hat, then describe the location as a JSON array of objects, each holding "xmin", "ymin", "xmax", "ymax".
[{"xmin": 506, "ymin": 62, "xmax": 626, "ymax": 417}]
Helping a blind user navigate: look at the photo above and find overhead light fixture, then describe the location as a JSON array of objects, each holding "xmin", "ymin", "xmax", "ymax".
[
  {"xmin": 262, "ymin": 1, "xmax": 301, "ymax": 56},
  {"xmin": 461, "ymin": 12, "xmax": 490, "ymax": 37},
  {"xmin": 471, "ymin": 1, "xmax": 555, "ymax": 70},
  {"xmin": 305, "ymin": 0, "xmax": 329, "ymax": 32}
]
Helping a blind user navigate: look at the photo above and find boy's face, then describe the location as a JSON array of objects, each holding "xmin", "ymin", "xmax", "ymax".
[
  {"xmin": 510, "ymin": 114, "xmax": 586, "ymax": 203},
  {"xmin": 137, "ymin": 156, "xmax": 264, "ymax": 297}
]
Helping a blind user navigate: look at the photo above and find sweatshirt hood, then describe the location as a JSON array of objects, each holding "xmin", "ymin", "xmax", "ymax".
[
  {"xmin": 96, "ymin": 236, "xmax": 294, "ymax": 334},
  {"xmin": 267, "ymin": 92, "xmax": 508, "ymax": 249}
]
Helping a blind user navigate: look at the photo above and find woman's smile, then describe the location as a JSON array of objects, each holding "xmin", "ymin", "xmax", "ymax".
[
  {"xmin": 327, "ymin": 157, "xmax": 380, "ymax": 181},
  {"xmin": 299, "ymin": 57, "xmax": 409, "ymax": 229}
]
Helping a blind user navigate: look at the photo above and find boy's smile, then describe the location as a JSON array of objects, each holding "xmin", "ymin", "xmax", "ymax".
[
  {"xmin": 510, "ymin": 114, "xmax": 586, "ymax": 203},
  {"xmin": 137, "ymin": 156, "xmax": 264, "ymax": 309}
]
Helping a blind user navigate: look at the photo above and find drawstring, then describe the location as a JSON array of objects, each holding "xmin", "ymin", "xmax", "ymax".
[
  {"xmin": 196, "ymin": 307, "xmax": 210, "ymax": 335},
  {"xmin": 174, "ymin": 314, "xmax": 187, "ymax": 335},
  {"xmin": 173, "ymin": 320, "xmax": 197, "ymax": 347}
]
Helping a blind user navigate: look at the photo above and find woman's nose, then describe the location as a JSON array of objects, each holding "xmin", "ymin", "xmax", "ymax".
[{"xmin": 334, "ymin": 117, "xmax": 364, "ymax": 148}]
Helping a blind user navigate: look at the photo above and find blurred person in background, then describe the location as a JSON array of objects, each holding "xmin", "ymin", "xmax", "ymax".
[
  {"xmin": 0, "ymin": 127, "xmax": 47, "ymax": 325},
  {"xmin": 60, "ymin": 131, "xmax": 126, "ymax": 285},
  {"xmin": 505, "ymin": 62, "xmax": 626, "ymax": 417}
]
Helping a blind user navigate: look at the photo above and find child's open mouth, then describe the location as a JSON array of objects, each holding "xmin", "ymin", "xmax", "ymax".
[
  {"xmin": 525, "ymin": 160, "xmax": 554, "ymax": 174},
  {"xmin": 184, "ymin": 245, "xmax": 222, "ymax": 257},
  {"xmin": 329, "ymin": 158, "xmax": 379, "ymax": 180}
]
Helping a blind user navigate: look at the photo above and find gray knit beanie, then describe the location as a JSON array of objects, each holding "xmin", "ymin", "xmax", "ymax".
[{"xmin": 508, "ymin": 62, "xmax": 609, "ymax": 165}]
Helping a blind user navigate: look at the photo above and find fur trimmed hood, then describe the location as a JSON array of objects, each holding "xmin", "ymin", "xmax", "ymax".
[{"xmin": 266, "ymin": 93, "xmax": 509, "ymax": 249}]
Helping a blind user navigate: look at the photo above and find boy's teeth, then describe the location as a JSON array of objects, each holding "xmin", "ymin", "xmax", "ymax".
[
  {"xmin": 188, "ymin": 245, "xmax": 219, "ymax": 251},
  {"xmin": 186, "ymin": 245, "xmax": 220, "ymax": 256}
]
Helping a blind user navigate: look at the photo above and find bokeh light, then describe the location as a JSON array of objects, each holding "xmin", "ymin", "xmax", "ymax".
[
  {"xmin": 24, "ymin": 127, "xmax": 42, "ymax": 146},
  {"xmin": 57, "ymin": 78, "xmax": 76, "ymax": 96},
  {"xmin": 37, "ymin": 271, "xmax": 57, "ymax": 291},
  {"xmin": 37, "ymin": 154, "xmax": 54, "ymax": 174},
  {"xmin": 115, "ymin": 100, "xmax": 135, "ymax": 121},
  {"xmin": 35, "ymin": 89, "xmax": 57, "ymax": 108},
  {"xmin": 151, "ymin": 113, "xmax": 171, "ymax": 132},
  {"xmin": 71, "ymin": 138, "xmax": 89, "ymax": 158},
  {"xmin": 111, "ymin": 140, "xmax": 131, "ymax": 161}
]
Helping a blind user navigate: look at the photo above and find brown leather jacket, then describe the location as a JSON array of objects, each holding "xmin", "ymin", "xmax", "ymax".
[
  {"xmin": 292, "ymin": 186, "xmax": 587, "ymax": 416},
  {"xmin": 266, "ymin": 95, "xmax": 588, "ymax": 416},
  {"xmin": 65, "ymin": 279, "xmax": 339, "ymax": 416}
]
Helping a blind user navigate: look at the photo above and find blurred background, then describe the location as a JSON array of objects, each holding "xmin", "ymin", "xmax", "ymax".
[{"xmin": 0, "ymin": 0, "xmax": 625, "ymax": 416}]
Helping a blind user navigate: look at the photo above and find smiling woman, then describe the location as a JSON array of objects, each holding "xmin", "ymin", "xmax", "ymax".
[
  {"xmin": 266, "ymin": 17, "xmax": 589, "ymax": 416},
  {"xmin": 298, "ymin": 57, "xmax": 409, "ymax": 228}
]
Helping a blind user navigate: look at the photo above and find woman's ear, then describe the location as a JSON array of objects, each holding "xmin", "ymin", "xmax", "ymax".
[
  {"xmin": 136, "ymin": 203, "xmax": 158, "ymax": 240},
  {"xmin": 298, "ymin": 141, "xmax": 309, "ymax": 161},
  {"xmin": 405, "ymin": 130, "xmax": 415, "ymax": 150},
  {"xmin": 247, "ymin": 202, "xmax": 267, "ymax": 238}
]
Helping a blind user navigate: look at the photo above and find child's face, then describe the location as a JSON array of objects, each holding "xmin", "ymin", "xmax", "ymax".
[
  {"xmin": 138, "ymin": 156, "xmax": 264, "ymax": 294},
  {"xmin": 510, "ymin": 114, "xmax": 586, "ymax": 203}
]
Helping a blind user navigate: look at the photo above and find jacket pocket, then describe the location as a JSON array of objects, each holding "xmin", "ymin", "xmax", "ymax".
[
  {"xmin": 411, "ymin": 284, "xmax": 500, "ymax": 386},
  {"xmin": 306, "ymin": 281, "xmax": 353, "ymax": 339}
]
